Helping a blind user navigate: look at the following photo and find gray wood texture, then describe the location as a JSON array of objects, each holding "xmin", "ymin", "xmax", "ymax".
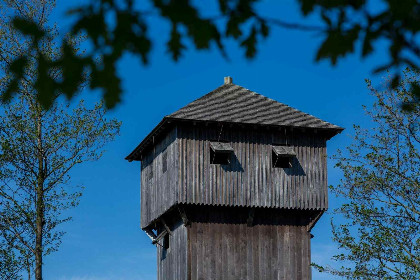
[
  {"xmin": 141, "ymin": 127, "xmax": 178, "ymax": 228},
  {"xmin": 133, "ymin": 81, "xmax": 342, "ymax": 280},
  {"xmin": 156, "ymin": 220, "xmax": 188, "ymax": 280},
  {"xmin": 187, "ymin": 217, "xmax": 311, "ymax": 279},
  {"xmin": 141, "ymin": 124, "xmax": 328, "ymax": 228},
  {"xmin": 156, "ymin": 206, "xmax": 314, "ymax": 280}
]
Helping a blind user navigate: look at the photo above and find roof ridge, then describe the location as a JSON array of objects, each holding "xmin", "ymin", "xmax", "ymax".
[
  {"xmin": 167, "ymin": 82, "xmax": 342, "ymax": 130},
  {"xmin": 126, "ymin": 81, "xmax": 344, "ymax": 161}
]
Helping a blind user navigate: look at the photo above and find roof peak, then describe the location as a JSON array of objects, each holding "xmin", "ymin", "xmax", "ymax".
[
  {"xmin": 224, "ymin": 76, "xmax": 233, "ymax": 85},
  {"xmin": 126, "ymin": 81, "xmax": 344, "ymax": 161},
  {"xmin": 168, "ymin": 82, "xmax": 343, "ymax": 131}
]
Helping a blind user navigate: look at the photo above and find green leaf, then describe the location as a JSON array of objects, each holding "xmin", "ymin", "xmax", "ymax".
[
  {"xmin": 297, "ymin": 0, "xmax": 316, "ymax": 16},
  {"xmin": 361, "ymin": 30, "xmax": 377, "ymax": 57},
  {"xmin": 226, "ymin": 16, "xmax": 243, "ymax": 39},
  {"xmin": 59, "ymin": 41, "xmax": 86, "ymax": 99},
  {"xmin": 34, "ymin": 53, "xmax": 57, "ymax": 109},
  {"xmin": 240, "ymin": 26, "xmax": 257, "ymax": 58},
  {"xmin": 2, "ymin": 80, "xmax": 18, "ymax": 103},
  {"xmin": 316, "ymin": 25, "xmax": 361, "ymax": 65},
  {"xmin": 167, "ymin": 24, "xmax": 185, "ymax": 61},
  {"xmin": 260, "ymin": 20, "xmax": 269, "ymax": 38},
  {"xmin": 390, "ymin": 75, "xmax": 400, "ymax": 89},
  {"xmin": 90, "ymin": 55, "xmax": 122, "ymax": 109}
]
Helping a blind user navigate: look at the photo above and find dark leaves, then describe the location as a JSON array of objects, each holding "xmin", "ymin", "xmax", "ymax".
[
  {"xmin": 361, "ymin": 29, "xmax": 380, "ymax": 57},
  {"xmin": 12, "ymin": 17, "xmax": 45, "ymax": 41},
  {"xmin": 167, "ymin": 24, "xmax": 185, "ymax": 61},
  {"xmin": 3, "ymin": 0, "xmax": 420, "ymax": 111},
  {"xmin": 316, "ymin": 25, "xmax": 361, "ymax": 65},
  {"xmin": 241, "ymin": 26, "xmax": 258, "ymax": 58},
  {"xmin": 297, "ymin": 0, "xmax": 316, "ymax": 16},
  {"xmin": 153, "ymin": 0, "xmax": 224, "ymax": 57},
  {"xmin": 402, "ymin": 82, "xmax": 420, "ymax": 111},
  {"xmin": 90, "ymin": 55, "xmax": 122, "ymax": 108},
  {"xmin": 260, "ymin": 20, "xmax": 270, "ymax": 38},
  {"xmin": 300, "ymin": 0, "xmax": 420, "ymax": 110},
  {"xmin": 2, "ymin": 56, "xmax": 28, "ymax": 103},
  {"xmin": 34, "ymin": 53, "xmax": 57, "ymax": 108},
  {"xmin": 59, "ymin": 41, "xmax": 86, "ymax": 99}
]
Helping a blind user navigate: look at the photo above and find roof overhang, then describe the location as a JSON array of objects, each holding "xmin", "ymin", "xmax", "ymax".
[{"xmin": 125, "ymin": 117, "xmax": 344, "ymax": 162}]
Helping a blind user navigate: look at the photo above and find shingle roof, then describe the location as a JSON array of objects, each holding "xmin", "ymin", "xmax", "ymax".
[
  {"xmin": 126, "ymin": 81, "xmax": 343, "ymax": 161},
  {"xmin": 168, "ymin": 83, "xmax": 343, "ymax": 130}
]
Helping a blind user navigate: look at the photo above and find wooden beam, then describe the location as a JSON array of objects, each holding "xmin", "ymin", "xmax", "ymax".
[
  {"xmin": 307, "ymin": 211, "xmax": 324, "ymax": 232},
  {"xmin": 161, "ymin": 218, "xmax": 172, "ymax": 235},
  {"xmin": 152, "ymin": 229, "xmax": 168, "ymax": 246}
]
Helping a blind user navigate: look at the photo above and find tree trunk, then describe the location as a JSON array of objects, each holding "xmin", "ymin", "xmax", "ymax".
[
  {"xmin": 27, "ymin": 260, "xmax": 31, "ymax": 280},
  {"xmin": 35, "ymin": 180, "xmax": 44, "ymax": 280},
  {"xmin": 35, "ymin": 114, "xmax": 44, "ymax": 280}
]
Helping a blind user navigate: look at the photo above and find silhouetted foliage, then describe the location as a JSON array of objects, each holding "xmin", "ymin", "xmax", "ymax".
[{"xmin": 2, "ymin": 0, "xmax": 420, "ymax": 109}]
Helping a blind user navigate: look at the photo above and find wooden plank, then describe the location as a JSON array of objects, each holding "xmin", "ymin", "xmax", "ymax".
[
  {"xmin": 296, "ymin": 225, "xmax": 303, "ymax": 279},
  {"xmin": 252, "ymin": 224, "xmax": 260, "ymax": 280},
  {"xmin": 246, "ymin": 223, "xmax": 253, "ymax": 280},
  {"xmin": 277, "ymin": 225, "xmax": 284, "ymax": 280},
  {"xmin": 215, "ymin": 218, "xmax": 222, "ymax": 279},
  {"xmin": 190, "ymin": 223, "xmax": 197, "ymax": 280},
  {"xmin": 271, "ymin": 215, "xmax": 278, "ymax": 280},
  {"xmin": 239, "ymin": 223, "xmax": 247, "ymax": 280}
]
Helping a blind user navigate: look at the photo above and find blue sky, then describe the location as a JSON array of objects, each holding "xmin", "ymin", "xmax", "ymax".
[{"xmin": 44, "ymin": 1, "xmax": 387, "ymax": 279}]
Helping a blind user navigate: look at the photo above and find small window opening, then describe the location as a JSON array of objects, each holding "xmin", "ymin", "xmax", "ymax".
[
  {"xmin": 272, "ymin": 152, "xmax": 292, "ymax": 168},
  {"xmin": 210, "ymin": 142, "xmax": 233, "ymax": 165},
  {"xmin": 210, "ymin": 149, "xmax": 231, "ymax": 164},
  {"xmin": 162, "ymin": 151, "xmax": 167, "ymax": 173},
  {"xmin": 272, "ymin": 145, "xmax": 295, "ymax": 168}
]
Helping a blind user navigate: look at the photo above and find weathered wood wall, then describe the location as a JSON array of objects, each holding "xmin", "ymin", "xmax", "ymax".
[
  {"xmin": 177, "ymin": 125, "xmax": 328, "ymax": 211},
  {"xmin": 141, "ymin": 124, "xmax": 329, "ymax": 228},
  {"xmin": 157, "ymin": 220, "xmax": 188, "ymax": 280},
  {"xmin": 140, "ymin": 127, "xmax": 178, "ymax": 228},
  {"xmin": 156, "ymin": 206, "xmax": 314, "ymax": 280}
]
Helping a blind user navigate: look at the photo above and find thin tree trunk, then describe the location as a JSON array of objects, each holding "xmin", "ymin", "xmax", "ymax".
[
  {"xmin": 27, "ymin": 259, "xmax": 31, "ymax": 280},
  {"xmin": 35, "ymin": 112, "xmax": 44, "ymax": 280}
]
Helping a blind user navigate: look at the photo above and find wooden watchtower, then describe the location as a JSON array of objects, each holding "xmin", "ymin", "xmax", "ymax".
[{"xmin": 126, "ymin": 77, "xmax": 343, "ymax": 280}]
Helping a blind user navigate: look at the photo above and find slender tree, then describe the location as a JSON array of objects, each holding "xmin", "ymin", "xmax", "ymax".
[
  {"xmin": 0, "ymin": 1, "xmax": 121, "ymax": 279},
  {"xmin": 315, "ymin": 68, "xmax": 420, "ymax": 279}
]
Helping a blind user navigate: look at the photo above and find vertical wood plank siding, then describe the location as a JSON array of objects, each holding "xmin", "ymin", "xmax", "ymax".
[
  {"xmin": 177, "ymin": 125, "xmax": 328, "ymax": 211},
  {"xmin": 157, "ymin": 220, "xmax": 188, "ymax": 280},
  {"xmin": 141, "ymin": 125, "xmax": 328, "ymax": 228},
  {"xmin": 140, "ymin": 128, "xmax": 178, "ymax": 228},
  {"xmin": 186, "ymin": 207, "xmax": 312, "ymax": 280}
]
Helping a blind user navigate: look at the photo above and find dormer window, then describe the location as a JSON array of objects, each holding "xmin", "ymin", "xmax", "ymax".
[
  {"xmin": 210, "ymin": 141, "xmax": 233, "ymax": 165},
  {"xmin": 272, "ymin": 145, "xmax": 296, "ymax": 168}
]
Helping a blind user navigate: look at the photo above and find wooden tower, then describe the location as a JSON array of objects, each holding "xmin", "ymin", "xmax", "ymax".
[{"xmin": 126, "ymin": 77, "xmax": 343, "ymax": 280}]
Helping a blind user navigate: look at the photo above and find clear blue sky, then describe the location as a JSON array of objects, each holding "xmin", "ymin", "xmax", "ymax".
[{"xmin": 45, "ymin": 1, "xmax": 386, "ymax": 279}]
